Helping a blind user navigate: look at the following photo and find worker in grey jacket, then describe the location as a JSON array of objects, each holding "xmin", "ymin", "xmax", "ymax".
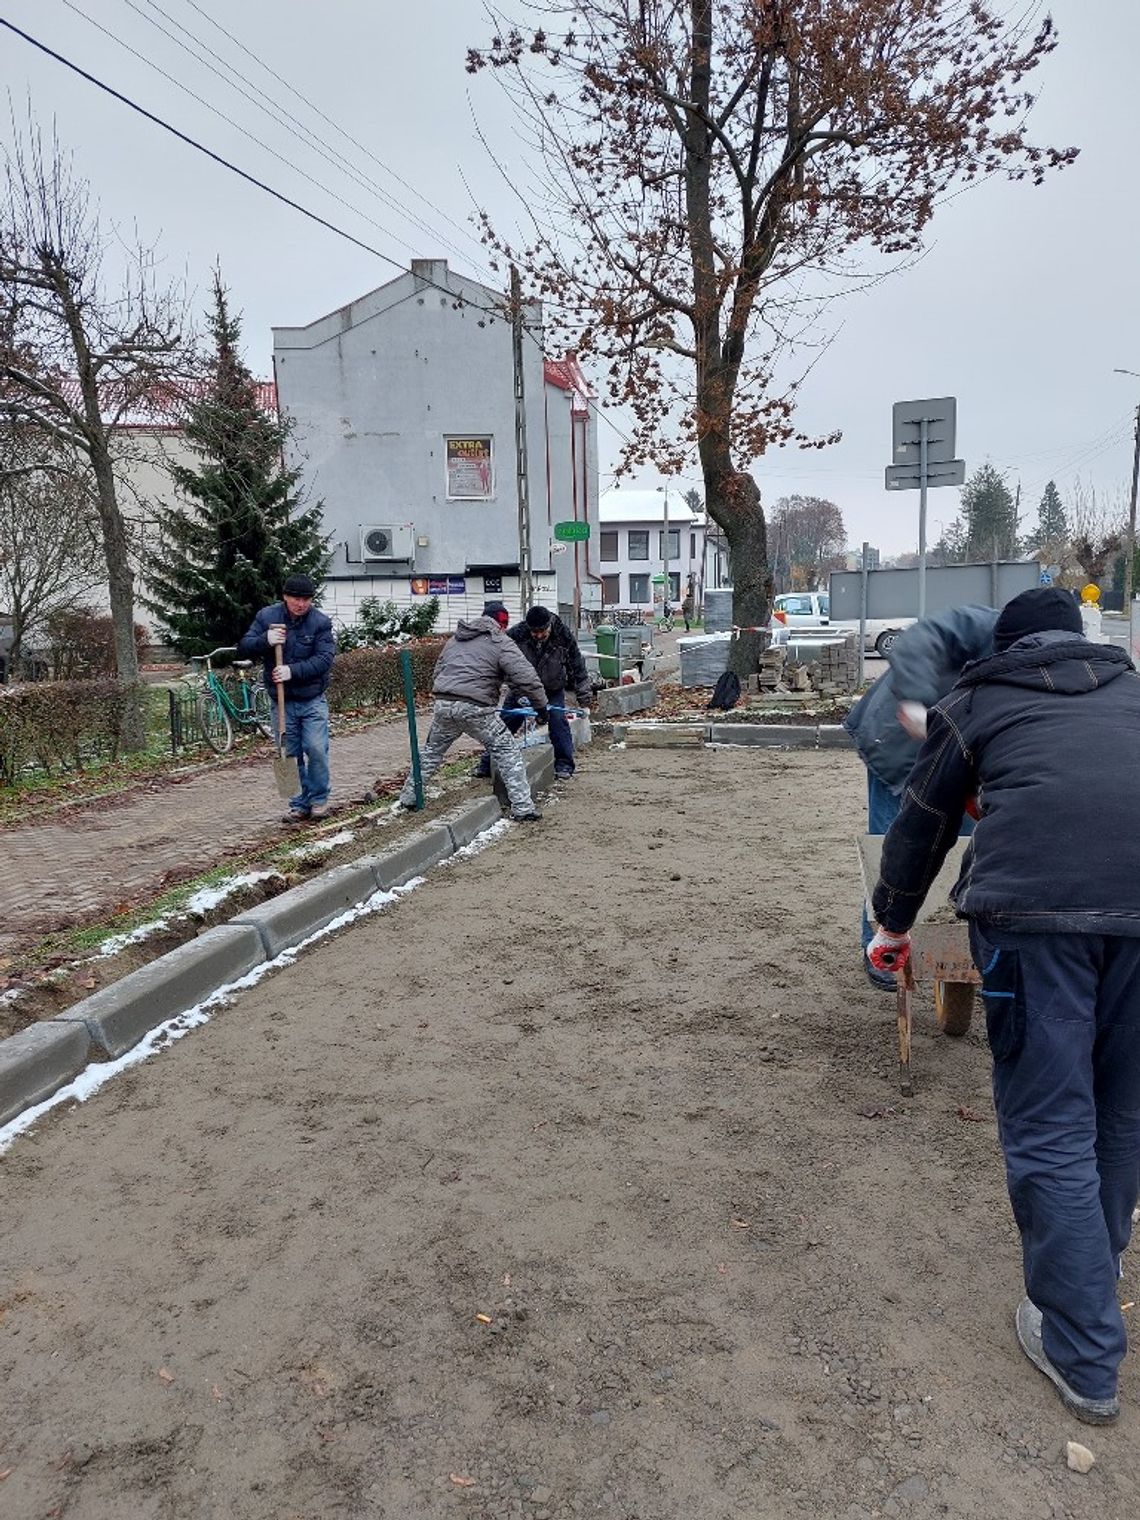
[
  {"xmin": 844, "ymin": 605, "xmax": 998, "ymax": 986},
  {"xmin": 396, "ymin": 614, "xmax": 550, "ymax": 821}
]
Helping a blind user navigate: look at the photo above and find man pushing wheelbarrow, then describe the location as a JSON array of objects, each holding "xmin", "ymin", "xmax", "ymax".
[{"xmin": 866, "ymin": 587, "xmax": 1140, "ymax": 1428}]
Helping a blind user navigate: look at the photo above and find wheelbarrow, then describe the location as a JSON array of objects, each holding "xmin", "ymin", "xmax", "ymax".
[{"xmin": 858, "ymin": 835, "xmax": 981, "ymax": 1097}]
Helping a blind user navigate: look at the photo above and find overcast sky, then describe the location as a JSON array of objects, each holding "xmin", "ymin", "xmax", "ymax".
[{"xmin": 4, "ymin": 1, "xmax": 1138, "ymax": 554}]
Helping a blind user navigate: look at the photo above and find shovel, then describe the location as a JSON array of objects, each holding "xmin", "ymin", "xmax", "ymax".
[{"xmin": 272, "ymin": 642, "xmax": 301, "ymax": 800}]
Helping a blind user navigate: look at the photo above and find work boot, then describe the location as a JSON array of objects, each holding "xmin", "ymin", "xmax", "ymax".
[
  {"xmin": 1015, "ymin": 1298, "xmax": 1119, "ymax": 1425},
  {"xmin": 308, "ymin": 803, "xmax": 331, "ymax": 820},
  {"xmin": 511, "ymin": 808, "xmax": 543, "ymax": 823},
  {"xmin": 554, "ymin": 765, "xmax": 574, "ymax": 780},
  {"xmin": 282, "ymin": 808, "xmax": 309, "ymax": 825},
  {"xmin": 471, "ymin": 759, "xmax": 492, "ymax": 779},
  {"xmin": 863, "ymin": 957, "xmax": 896, "ymax": 993}
]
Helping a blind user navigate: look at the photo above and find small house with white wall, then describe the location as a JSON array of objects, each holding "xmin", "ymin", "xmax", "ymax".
[
  {"xmin": 272, "ymin": 260, "xmax": 600, "ymax": 630},
  {"xmin": 598, "ymin": 488, "xmax": 707, "ymax": 612}
]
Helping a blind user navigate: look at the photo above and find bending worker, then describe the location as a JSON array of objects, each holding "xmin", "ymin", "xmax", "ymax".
[
  {"xmin": 868, "ymin": 587, "xmax": 1140, "ymax": 1426},
  {"xmin": 475, "ymin": 604, "xmax": 593, "ymax": 781},
  {"xmin": 844, "ymin": 606, "xmax": 996, "ymax": 988},
  {"xmin": 395, "ymin": 607, "xmax": 548, "ymax": 822}
]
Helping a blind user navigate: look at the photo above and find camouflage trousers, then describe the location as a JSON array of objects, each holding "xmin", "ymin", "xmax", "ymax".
[{"xmin": 399, "ymin": 700, "xmax": 535, "ymax": 815}]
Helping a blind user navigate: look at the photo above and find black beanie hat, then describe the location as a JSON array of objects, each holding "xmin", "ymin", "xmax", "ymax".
[
  {"xmin": 482, "ymin": 600, "xmax": 509, "ymax": 626},
  {"xmin": 993, "ymin": 586, "xmax": 1083, "ymax": 652},
  {"xmin": 525, "ymin": 605, "xmax": 552, "ymax": 630},
  {"xmin": 283, "ymin": 573, "xmax": 317, "ymax": 598}
]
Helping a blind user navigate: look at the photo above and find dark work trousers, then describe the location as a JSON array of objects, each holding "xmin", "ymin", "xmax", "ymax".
[
  {"xmin": 476, "ymin": 687, "xmax": 575, "ymax": 776},
  {"xmin": 969, "ymin": 923, "xmax": 1140, "ymax": 1402}
]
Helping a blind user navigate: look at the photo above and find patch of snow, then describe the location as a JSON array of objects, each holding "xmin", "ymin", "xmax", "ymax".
[
  {"xmin": 94, "ymin": 871, "xmax": 282, "ymax": 958},
  {"xmin": 285, "ymin": 829, "xmax": 355, "ymax": 860},
  {"xmin": 444, "ymin": 819, "xmax": 511, "ymax": 863},
  {"xmin": 0, "ymin": 878, "xmax": 423, "ymax": 1155},
  {"xmin": 0, "ymin": 987, "xmax": 25, "ymax": 1007}
]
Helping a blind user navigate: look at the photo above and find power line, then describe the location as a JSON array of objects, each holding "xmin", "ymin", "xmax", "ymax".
[
  {"xmin": 118, "ymin": 0, "xmax": 491, "ymax": 274},
  {"xmin": 56, "ymin": 0, "xmax": 453, "ymax": 268},
  {"xmin": 1, "ymin": 14, "xmax": 640, "ymax": 476},
  {"xmin": 173, "ymin": 0, "xmax": 489, "ymax": 261}
]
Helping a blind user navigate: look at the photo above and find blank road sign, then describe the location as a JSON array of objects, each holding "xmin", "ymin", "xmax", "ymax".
[
  {"xmin": 885, "ymin": 459, "xmax": 966, "ymax": 491},
  {"xmin": 892, "ymin": 397, "xmax": 957, "ymax": 465}
]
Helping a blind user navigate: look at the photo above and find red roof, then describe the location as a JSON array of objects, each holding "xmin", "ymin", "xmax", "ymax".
[
  {"xmin": 544, "ymin": 354, "xmax": 591, "ymax": 417},
  {"xmin": 49, "ymin": 378, "xmax": 277, "ymax": 430}
]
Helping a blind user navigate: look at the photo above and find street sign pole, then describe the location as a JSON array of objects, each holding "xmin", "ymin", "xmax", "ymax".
[
  {"xmin": 918, "ymin": 418, "xmax": 929, "ymax": 619},
  {"xmin": 858, "ymin": 541, "xmax": 870, "ymax": 685}
]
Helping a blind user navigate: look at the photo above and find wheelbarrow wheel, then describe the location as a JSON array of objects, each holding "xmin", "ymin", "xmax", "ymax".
[{"xmin": 934, "ymin": 980, "xmax": 974, "ymax": 1038}]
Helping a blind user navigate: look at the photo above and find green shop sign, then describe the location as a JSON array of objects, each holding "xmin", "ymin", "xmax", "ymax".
[{"xmin": 553, "ymin": 520, "xmax": 591, "ymax": 542}]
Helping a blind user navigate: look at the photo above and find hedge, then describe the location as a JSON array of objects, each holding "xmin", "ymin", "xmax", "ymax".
[
  {"xmin": 325, "ymin": 638, "xmax": 444, "ymax": 715},
  {"xmin": 0, "ymin": 680, "xmax": 148, "ymax": 785}
]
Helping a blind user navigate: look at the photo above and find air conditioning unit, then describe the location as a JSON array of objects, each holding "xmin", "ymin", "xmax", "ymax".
[{"xmin": 360, "ymin": 524, "xmax": 414, "ymax": 562}]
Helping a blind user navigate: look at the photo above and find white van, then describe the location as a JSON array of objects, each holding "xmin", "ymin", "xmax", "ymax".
[{"xmin": 771, "ymin": 592, "xmax": 911, "ymax": 655}]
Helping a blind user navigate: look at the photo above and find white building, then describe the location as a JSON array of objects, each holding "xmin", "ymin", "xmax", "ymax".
[
  {"xmin": 598, "ymin": 488, "xmax": 707, "ymax": 612},
  {"xmin": 273, "ymin": 259, "xmax": 600, "ymax": 631}
]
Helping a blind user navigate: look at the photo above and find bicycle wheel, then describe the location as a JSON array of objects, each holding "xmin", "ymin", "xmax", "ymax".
[
  {"xmin": 196, "ymin": 689, "xmax": 233, "ymax": 753},
  {"xmin": 249, "ymin": 681, "xmax": 274, "ymax": 739}
]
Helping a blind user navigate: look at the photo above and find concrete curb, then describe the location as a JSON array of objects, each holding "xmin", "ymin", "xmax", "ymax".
[
  {"xmin": 0, "ymin": 1020, "xmax": 92, "ymax": 1127},
  {"xmin": 608, "ymin": 720, "xmax": 855, "ymax": 751},
  {"xmin": 58, "ymin": 924, "xmax": 267, "ymax": 1060},
  {"xmin": 596, "ymin": 681, "xmax": 656, "ymax": 718},
  {"xmin": 0, "ymin": 781, "xmax": 562, "ymax": 1132}
]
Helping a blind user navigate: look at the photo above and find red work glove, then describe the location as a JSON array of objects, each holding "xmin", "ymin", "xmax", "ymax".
[
  {"xmin": 965, "ymin": 795, "xmax": 980, "ymax": 821},
  {"xmin": 867, "ymin": 928, "xmax": 912, "ymax": 975}
]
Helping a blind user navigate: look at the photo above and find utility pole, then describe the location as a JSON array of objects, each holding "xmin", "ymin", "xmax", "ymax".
[
  {"xmin": 662, "ymin": 481, "xmax": 670, "ymax": 612},
  {"xmin": 510, "ymin": 265, "xmax": 533, "ymax": 613},
  {"xmin": 1126, "ymin": 406, "xmax": 1140, "ymax": 611}
]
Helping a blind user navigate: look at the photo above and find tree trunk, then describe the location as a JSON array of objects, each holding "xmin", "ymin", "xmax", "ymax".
[
  {"xmin": 704, "ymin": 466, "xmax": 772, "ymax": 678},
  {"xmin": 89, "ymin": 437, "xmax": 144, "ymax": 748}
]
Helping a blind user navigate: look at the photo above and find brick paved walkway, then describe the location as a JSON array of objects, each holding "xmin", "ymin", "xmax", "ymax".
[{"xmin": 0, "ymin": 715, "xmax": 479, "ymax": 954}]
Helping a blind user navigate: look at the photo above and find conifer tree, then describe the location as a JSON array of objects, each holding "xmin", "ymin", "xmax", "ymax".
[
  {"xmin": 962, "ymin": 463, "xmax": 1019, "ymax": 560},
  {"xmin": 143, "ymin": 276, "xmax": 329, "ymax": 656},
  {"xmin": 1027, "ymin": 479, "xmax": 1067, "ymax": 551}
]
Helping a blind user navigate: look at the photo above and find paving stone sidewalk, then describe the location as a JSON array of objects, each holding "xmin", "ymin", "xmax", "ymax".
[{"xmin": 0, "ymin": 715, "xmax": 479, "ymax": 954}]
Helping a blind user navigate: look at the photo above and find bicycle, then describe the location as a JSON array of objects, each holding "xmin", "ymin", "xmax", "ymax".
[
  {"xmin": 186, "ymin": 646, "xmax": 273, "ymax": 754},
  {"xmin": 655, "ymin": 604, "xmax": 676, "ymax": 633}
]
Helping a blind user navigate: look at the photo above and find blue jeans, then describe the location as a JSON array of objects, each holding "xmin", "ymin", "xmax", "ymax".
[
  {"xmin": 277, "ymin": 695, "xmax": 330, "ymax": 810},
  {"xmin": 970, "ymin": 923, "xmax": 1140, "ymax": 1401},
  {"xmin": 499, "ymin": 687, "xmax": 576, "ymax": 774}
]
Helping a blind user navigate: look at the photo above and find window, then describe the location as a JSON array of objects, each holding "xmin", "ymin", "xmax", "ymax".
[
  {"xmin": 819, "ymin": 595, "xmax": 830, "ymax": 617},
  {"xmin": 628, "ymin": 573, "xmax": 650, "ymax": 603},
  {"xmin": 669, "ymin": 572, "xmax": 681, "ymax": 601},
  {"xmin": 778, "ymin": 595, "xmax": 814, "ymax": 616},
  {"xmin": 659, "ymin": 528, "xmax": 680, "ymax": 560},
  {"xmin": 601, "ymin": 573, "xmax": 620, "ymax": 606},
  {"xmin": 599, "ymin": 530, "xmax": 619, "ymax": 562},
  {"xmin": 690, "ymin": 532, "xmax": 697, "ymax": 559},
  {"xmin": 628, "ymin": 529, "xmax": 650, "ymax": 561}
]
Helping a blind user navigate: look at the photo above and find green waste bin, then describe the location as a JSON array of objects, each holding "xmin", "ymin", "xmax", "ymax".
[{"xmin": 594, "ymin": 623, "xmax": 620, "ymax": 682}]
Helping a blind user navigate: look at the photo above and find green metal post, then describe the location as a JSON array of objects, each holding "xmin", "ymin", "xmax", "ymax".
[{"xmin": 399, "ymin": 648, "xmax": 425, "ymax": 809}]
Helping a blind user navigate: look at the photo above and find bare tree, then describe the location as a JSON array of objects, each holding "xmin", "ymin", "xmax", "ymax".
[
  {"xmin": 770, "ymin": 493, "xmax": 845, "ymax": 589},
  {"xmin": 0, "ymin": 121, "xmax": 192, "ymax": 741},
  {"xmin": 0, "ymin": 429, "xmax": 102, "ymax": 675},
  {"xmin": 1066, "ymin": 476, "xmax": 1124, "ymax": 587},
  {"xmin": 469, "ymin": 2, "xmax": 1076, "ymax": 671}
]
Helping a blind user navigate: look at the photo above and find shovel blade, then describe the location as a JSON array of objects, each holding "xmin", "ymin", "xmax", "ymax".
[{"xmin": 273, "ymin": 751, "xmax": 301, "ymax": 800}]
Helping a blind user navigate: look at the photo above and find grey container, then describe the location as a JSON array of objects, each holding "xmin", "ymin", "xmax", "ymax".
[
  {"xmin": 678, "ymin": 632, "xmax": 732, "ymax": 687},
  {"xmin": 703, "ymin": 588, "xmax": 733, "ymax": 633}
]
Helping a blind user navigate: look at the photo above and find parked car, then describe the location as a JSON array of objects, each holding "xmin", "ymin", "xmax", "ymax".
[
  {"xmin": 770, "ymin": 593, "xmax": 911, "ymax": 656},
  {"xmin": 772, "ymin": 591, "xmax": 830, "ymax": 626}
]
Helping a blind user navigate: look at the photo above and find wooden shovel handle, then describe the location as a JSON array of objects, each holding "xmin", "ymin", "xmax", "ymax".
[{"xmin": 274, "ymin": 641, "xmax": 286, "ymax": 750}]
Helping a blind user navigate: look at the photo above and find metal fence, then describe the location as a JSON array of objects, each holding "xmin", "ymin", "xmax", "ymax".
[{"xmin": 167, "ymin": 685, "xmax": 204, "ymax": 755}]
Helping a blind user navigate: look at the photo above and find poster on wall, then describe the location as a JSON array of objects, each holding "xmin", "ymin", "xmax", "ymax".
[
  {"xmin": 410, "ymin": 577, "xmax": 430, "ymax": 596},
  {"xmin": 482, "ymin": 575, "xmax": 502, "ymax": 594},
  {"xmin": 427, "ymin": 577, "xmax": 467, "ymax": 595},
  {"xmin": 445, "ymin": 437, "xmax": 493, "ymax": 499}
]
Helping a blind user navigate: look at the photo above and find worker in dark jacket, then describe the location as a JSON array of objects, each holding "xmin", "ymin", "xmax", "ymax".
[
  {"xmin": 238, "ymin": 573, "xmax": 336, "ymax": 823},
  {"xmin": 868, "ymin": 587, "xmax": 1140, "ymax": 1427},
  {"xmin": 396, "ymin": 612, "xmax": 549, "ymax": 821},
  {"xmin": 475, "ymin": 605, "xmax": 593, "ymax": 780},
  {"xmin": 844, "ymin": 605, "xmax": 998, "ymax": 987}
]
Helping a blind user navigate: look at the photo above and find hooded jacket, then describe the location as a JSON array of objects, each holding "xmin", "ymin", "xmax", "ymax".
[
  {"xmin": 843, "ymin": 605, "xmax": 998, "ymax": 794},
  {"xmin": 431, "ymin": 616, "xmax": 548, "ymax": 712},
  {"xmin": 506, "ymin": 615, "xmax": 592, "ymax": 703},
  {"xmin": 238, "ymin": 601, "xmax": 336, "ymax": 704},
  {"xmin": 872, "ymin": 631, "xmax": 1140, "ymax": 935}
]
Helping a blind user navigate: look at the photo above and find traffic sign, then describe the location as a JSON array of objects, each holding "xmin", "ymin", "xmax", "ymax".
[
  {"xmin": 885, "ymin": 459, "xmax": 966, "ymax": 491},
  {"xmin": 651, "ymin": 574, "xmax": 667, "ymax": 584},
  {"xmin": 553, "ymin": 520, "xmax": 590, "ymax": 542},
  {"xmin": 892, "ymin": 397, "xmax": 957, "ymax": 465},
  {"xmin": 1039, "ymin": 569, "xmax": 1053, "ymax": 586}
]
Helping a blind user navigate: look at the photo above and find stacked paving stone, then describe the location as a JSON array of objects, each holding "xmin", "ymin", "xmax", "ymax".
[{"xmin": 809, "ymin": 631, "xmax": 859, "ymax": 696}]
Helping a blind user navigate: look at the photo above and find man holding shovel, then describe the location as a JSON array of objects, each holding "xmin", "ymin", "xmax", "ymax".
[{"xmin": 239, "ymin": 573, "xmax": 336, "ymax": 823}]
